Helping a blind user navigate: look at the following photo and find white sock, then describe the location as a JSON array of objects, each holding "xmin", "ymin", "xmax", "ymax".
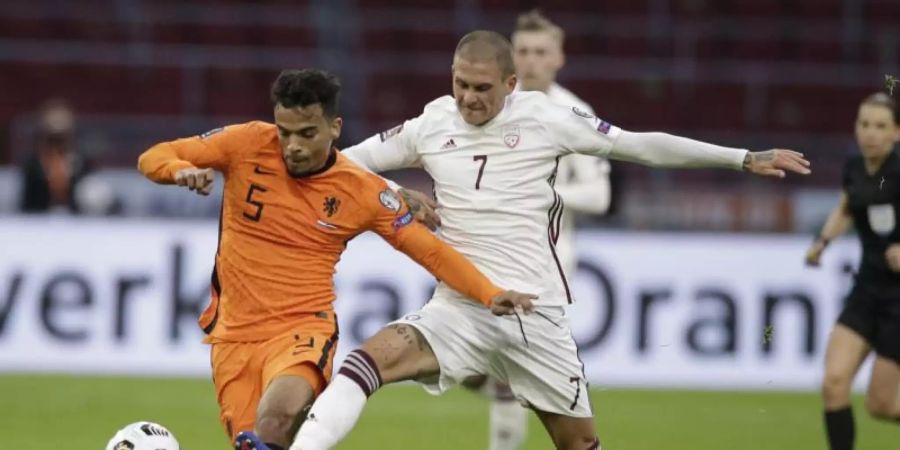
[
  {"xmin": 289, "ymin": 374, "xmax": 368, "ymax": 450},
  {"xmin": 489, "ymin": 398, "xmax": 528, "ymax": 450}
]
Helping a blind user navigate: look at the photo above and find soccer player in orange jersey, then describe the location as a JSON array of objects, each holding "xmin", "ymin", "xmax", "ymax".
[{"xmin": 137, "ymin": 69, "xmax": 535, "ymax": 450}]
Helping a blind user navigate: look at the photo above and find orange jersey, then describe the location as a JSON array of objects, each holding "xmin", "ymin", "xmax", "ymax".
[{"xmin": 138, "ymin": 121, "xmax": 502, "ymax": 342}]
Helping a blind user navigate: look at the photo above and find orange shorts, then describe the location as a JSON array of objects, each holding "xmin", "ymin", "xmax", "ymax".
[{"xmin": 209, "ymin": 311, "xmax": 338, "ymax": 440}]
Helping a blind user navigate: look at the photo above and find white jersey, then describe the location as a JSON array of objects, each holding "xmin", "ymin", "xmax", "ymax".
[
  {"xmin": 344, "ymin": 91, "xmax": 622, "ymax": 307},
  {"xmin": 543, "ymin": 83, "xmax": 611, "ymax": 275}
]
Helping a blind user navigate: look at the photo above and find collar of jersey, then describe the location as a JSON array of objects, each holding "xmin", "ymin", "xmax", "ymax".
[{"xmin": 294, "ymin": 147, "xmax": 338, "ymax": 179}]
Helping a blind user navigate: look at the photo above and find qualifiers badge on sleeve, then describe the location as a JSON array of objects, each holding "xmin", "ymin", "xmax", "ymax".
[
  {"xmin": 379, "ymin": 124, "xmax": 404, "ymax": 142},
  {"xmin": 200, "ymin": 127, "xmax": 224, "ymax": 139},
  {"xmin": 379, "ymin": 189, "xmax": 402, "ymax": 212}
]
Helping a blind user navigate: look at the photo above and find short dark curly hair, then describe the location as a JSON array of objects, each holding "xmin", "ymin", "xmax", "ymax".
[{"xmin": 270, "ymin": 69, "xmax": 341, "ymax": 118}]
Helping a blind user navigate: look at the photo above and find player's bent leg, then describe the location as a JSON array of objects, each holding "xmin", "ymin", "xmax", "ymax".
[
  {"xmin": 534, "ymin": 410, "xmax": 599, "ymax": 450},
  {"xmin": 822, "ymin": 323, "xmax": 871, "ymax": 450},
  {"xmin": 865, "ymin": 356, "xmax": 900, "ymax": 421},
  {"xmin": 254, "ymin": 364, "xmax": 323, "ymax": 450},
  {"xmin": 290, "ymin": 324, "xmax": 439, "ymax": 450}
]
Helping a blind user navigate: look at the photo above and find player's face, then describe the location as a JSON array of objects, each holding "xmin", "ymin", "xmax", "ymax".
[
  {"xmin": 452, "ymin": 57, "xmax": 517, "ymax": 126},
  {"xmin": 855, "ymin": 104, "xmax": 900, "ymax": 160},
  {"xmin": 274, "ymin": 103, "xmax": 342, "ymax": 177},
  {"xmin": 512, "ymin": 31, "xmax": 564, "ymax": 92}
]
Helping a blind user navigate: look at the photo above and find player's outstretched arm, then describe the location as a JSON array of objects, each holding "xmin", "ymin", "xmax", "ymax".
[
  {"xmin": 806, "ymin": 191, "xmax": 852, "ymax": 267},
  {"xmin": 609, "ymin": 131, "xmax": 810, "ymax": 176}
]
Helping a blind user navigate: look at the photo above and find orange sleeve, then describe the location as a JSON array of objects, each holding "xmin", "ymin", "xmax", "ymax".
[
  {"xmin": 366, "ymin": 187, "xmax": 502, "ymax": 307},
  {"xmin": 137, "ymin": 122, "xmax": 256, "ymax": 183}
]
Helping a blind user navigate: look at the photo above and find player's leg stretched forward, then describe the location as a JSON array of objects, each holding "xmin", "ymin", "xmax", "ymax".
[{"xmin": 245, "ymin": 323, "xmax": 437, "ymax": 450}]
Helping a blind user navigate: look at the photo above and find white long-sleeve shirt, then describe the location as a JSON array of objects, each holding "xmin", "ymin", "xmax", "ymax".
[{"xmin": 344, "ymin": 91, "xmax": 747, "ymax": 306}]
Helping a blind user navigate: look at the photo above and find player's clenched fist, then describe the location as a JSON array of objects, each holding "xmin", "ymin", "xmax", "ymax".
[
  {"xmin": 490, "ymin": 290, "xmax": 538, "ymax": 316},
  {"xmin": 174, "ymin": 167, "xmax": 215, "ymax": 195}
]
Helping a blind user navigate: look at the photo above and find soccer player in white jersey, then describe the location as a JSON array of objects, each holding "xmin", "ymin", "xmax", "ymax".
[
  {"xmin": 463, "ymin": 11, "xmax": 612, "ymax": 450},
  {"xmin": 234, "ymin": 31, "xmax": 810, "ymax": 450}
]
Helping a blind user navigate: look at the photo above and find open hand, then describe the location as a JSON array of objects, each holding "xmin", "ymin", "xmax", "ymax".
[{"xmin": 743, "ymin": 149, "xmax": 811, "ymax": 178}]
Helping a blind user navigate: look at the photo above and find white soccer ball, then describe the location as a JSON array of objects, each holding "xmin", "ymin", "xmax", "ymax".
[{"xmin": 105, "ymin": 421, "xmax": 180, "ymax": 450}]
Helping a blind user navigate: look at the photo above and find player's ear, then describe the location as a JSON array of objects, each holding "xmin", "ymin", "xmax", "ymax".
[
  {"xmin": 506, "ymin": 74, "xmax": 517, "ymax": 92},
  {"xmin": 330, "ymin": 116, "xmax": 343, "ymax": 140}
]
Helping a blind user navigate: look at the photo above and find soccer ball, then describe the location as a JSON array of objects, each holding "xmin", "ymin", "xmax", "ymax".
[{"xmin": 105, "ymin": 421, "xmax": 180, "ymax": 450}]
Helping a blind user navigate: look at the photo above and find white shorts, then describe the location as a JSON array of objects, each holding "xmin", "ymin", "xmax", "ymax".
[{"xmin": 392, "ymin": 296, "xmax": 592, "ymax": 418}]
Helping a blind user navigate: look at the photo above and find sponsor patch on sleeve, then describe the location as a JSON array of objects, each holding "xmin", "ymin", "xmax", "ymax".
[
  {"xmin": 392, "ymin": 211, "xmax": 414, "ymax": 229},
  {"xmin": 200, "ymin": 127, "xmax": 224, "ymax": 139},
  {"xmin": 378, "ymin": 124, "xmax": 404, "ymax": 142},
  {"xmin": 378, "ymin": 189, "xmax": 402, "ymax": 212}
]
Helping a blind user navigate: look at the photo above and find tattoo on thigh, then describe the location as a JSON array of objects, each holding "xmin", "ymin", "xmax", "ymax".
[
  {"xmin": 412, "ymin": 328, "xmax": 429, "ymax": 352},
  {"xmin": 394, "ymin": 324, "xmax": 416, "ymax": 347}
]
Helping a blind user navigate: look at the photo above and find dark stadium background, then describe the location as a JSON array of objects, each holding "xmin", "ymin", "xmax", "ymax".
[{"xmin": 0, "ymin": 1, "xmax": 897, "ymax": 449}]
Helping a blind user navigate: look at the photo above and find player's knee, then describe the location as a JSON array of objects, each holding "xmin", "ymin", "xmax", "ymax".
[{"xmin": 822, "ymin": 370, "xmax": 853, "ymax": 401}]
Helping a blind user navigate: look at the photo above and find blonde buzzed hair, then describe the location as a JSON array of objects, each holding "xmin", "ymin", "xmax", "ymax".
[
  {"xmin": 514, "ymin": 9, "xmax": 564, "ymax": 45},
  {"xmin": 455, "ymin": 30, "xmax": 516, "ymax": 78}
]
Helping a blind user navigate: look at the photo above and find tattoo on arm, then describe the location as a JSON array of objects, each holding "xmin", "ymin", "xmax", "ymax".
[
  {"xmin": 399, "ymin": 189, "xmax": 421, "ymax": 214},
  {"xmin": 744, "ymin": 151, "xmax": 775, "ymax": 171},
  {"xmin": 756, "ymin": 152, "xmax": 775, "ymax": 162}
]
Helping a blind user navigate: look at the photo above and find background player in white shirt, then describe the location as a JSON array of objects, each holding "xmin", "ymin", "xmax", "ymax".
[
  {"xmin": 234, "ymin": 30, "xmax": 809, "ymax": 450},
  {"xmin": 467, "ymin": 11, "xmax": 612, "ymax": 450}
]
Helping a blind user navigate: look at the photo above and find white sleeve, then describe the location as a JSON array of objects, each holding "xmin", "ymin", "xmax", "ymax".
[
  {"xmin": 609, "ymin": 131, "xmax": 747, "ymax": 170},
  {"xmin": 543, "ymin": 104, "xmax": 622, "ymax": 158},
  {"xmin": 342, "ymin": 117, "xmax": 423, "ymax": 173},
  {"xmin": 554, "ymin": 155, "xmax": 610, "ymax": 214}
]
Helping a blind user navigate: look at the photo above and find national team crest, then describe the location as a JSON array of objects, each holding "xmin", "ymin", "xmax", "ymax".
[{"xmin": 502, "ymin": 125, "xmax": 520, "ymax": 148}]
